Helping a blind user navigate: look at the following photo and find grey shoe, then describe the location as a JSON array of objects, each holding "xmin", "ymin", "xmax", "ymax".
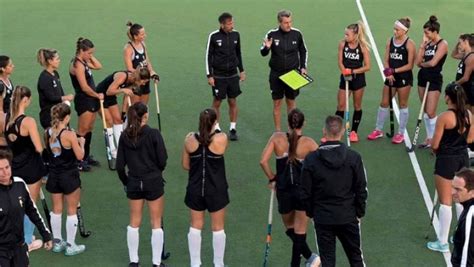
[
  {"xmin": 229, "ymin": 129, "xmax": 238, "ymax": 141},
  {"xmin": 305, "ymin": 253, "xmax": 321, "ymax": 267}
]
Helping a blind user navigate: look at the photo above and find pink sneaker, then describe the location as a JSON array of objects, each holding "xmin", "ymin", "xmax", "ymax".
[
  {"xmin": 391, "ymin": 133, "xmax": 404, "ymax": 144},
  {"xmin": 367, "ymin": 129, "xmax": 383, "ymax": 140},
  {"xmin": 28, "ymin": 239, "xmax": 43, "ymax": 252},
  {"xmin": 349, "ymin": 131, "xmax": 359, "ymax": 142}
]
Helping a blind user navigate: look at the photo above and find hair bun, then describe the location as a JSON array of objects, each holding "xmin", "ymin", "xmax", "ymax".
[
  {"xmin": 126, "ymin": 21, "xmax": 133, "ymax": 27},
  {"xmin": 429, "ymin": 15, "xmax": 437, "ymax": 23}
]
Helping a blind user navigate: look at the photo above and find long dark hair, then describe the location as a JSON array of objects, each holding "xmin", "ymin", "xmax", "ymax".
[
  {"xmin": 287, "ymin": 108, "xmax": 304, "ymax": 163},
  {"xmin": 445, "ymin": 82, "xmax": 469, "ymax": 132},
  {"xmin": 75, "ymin": 37, "xmax": 94, "ymax": 55},
  {"xmin": 423, "ymin": 15, "xmax": 440, "ymax": 33},
  {"xmin": 198, "ymin": 108, "xmax": 217, "ymax": 146},
  {"xmin": 126, "ymin": 21, "xmax": 143, "ymax": 42},
  {"xmin": 124, "ymin": 102, "xmax": 148, "ymax": 144},
  {"xmin": 0, "ymin": 55, "xmax": 10, "ymax": 74},
  {"xmin": 49, "ymin": 103, "xmax": 71, "ymax": 144}
]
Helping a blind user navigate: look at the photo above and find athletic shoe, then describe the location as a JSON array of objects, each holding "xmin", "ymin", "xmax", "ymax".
[
  {"xmin": 427, "ymin": 240, "xmax": 449, "ymax": 253},
  {"xmin": 391, "ymin": 133, "xmax": 404, "ymax": 144},
  {"xmin": 449, "ymin": 236, "xmax": 454, "ymax": 244},
  {"xmin": 418, "ymin": 138, "xmax": 432, "ymax": 149},
  {"xmin": 65, "ymin": 243, "xmax": 86, "ymax": 256},
  {"xmin": 85, "ymin": 155, "xmax": 100, "ymax": 166},
  {"xmin": 305, "ymin": 253, "xmax": 321, "ymax": 267},
  {"xmin": 229, "ymin": 129, "xmax": 238, "ymax": 141},
  {"xmin": 349, "ymin": 131, "xmax": 359, "ymax": 142},
  {"xmin": 367, "ymin": 129, "xmax": 383, "ymax": 140},
  {"xmin": 214, "ymin": 128, "xmax": 222, "ymax": 133},
  {"xmin": 77, "ymin": 160, "xmax": 91, "ymax": 172},
  {"xmin": 128, "ymin": 263, "xmax": 140, "ymax": 267},
  {"xmin": 52, "ymin": 239, "xmax": 67, "ymax": 253},
  {"xmin": 28, "ymin": 239, "xmax": 43, "ymax": 252},
  {"xmin": 152, "ymin": 264, "xmax": 168, "ymax": 267},
  {"xmin": 320, "ymin": 137, "xmax": 327, "ymax": 143}
]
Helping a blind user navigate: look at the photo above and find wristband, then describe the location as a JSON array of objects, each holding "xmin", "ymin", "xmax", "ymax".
[{"xmin": 268, "ymin": 176, "xmax": 277, "ymax": 184}]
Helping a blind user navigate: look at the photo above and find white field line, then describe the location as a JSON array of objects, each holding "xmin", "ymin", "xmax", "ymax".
[{"xmin": 355, "ymin": 0, "xmax": 451, "ymax": 265}]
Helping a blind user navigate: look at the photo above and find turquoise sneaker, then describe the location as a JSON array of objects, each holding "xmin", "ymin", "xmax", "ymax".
[
  {"xmin": 427, "ymin": 240, "xmax": 449, "ymax": 252},
  {"xmin": 65, "ymin": 244, "xmax": 86, "ymax": 256},
  {"xmin": 52, "ymin": 239, "xmax": 67, "ymax": 253}
]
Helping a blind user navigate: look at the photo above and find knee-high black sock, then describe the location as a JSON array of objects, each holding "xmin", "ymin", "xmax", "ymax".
[
  {"xmin": 291, "ymin": 238, "xmax": 302, "ymax": 267},
  {"xmin": 285, "ymin": 228, "xmax": 296, "ymax": 241},
  {"xmin": 335, "ymin": 110, "xmax": 344, "ymax": 118},
  {"xmin": 84, "ymin": 132, "xmax": 92, "ymax": 159},
  {"xmin": 297, "ymin": 233, "xmax": 312, "ymax": 259},
  {"xmin": 352, "ymin": 110, "xmax": 363, "ymax": 132}
]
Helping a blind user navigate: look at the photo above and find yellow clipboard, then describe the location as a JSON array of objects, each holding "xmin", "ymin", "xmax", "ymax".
[{"xmin": 279, "ymin": 70, "xmax": 314, "ymax": 90}]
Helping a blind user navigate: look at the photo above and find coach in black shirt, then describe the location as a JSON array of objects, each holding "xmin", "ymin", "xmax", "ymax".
[
  {"xmin": 300, "ymin": 115, "xmax": 367, "ymax": 267},
  {"xmin": 261, "ymin": 10, "xmax": 308, "ymax": 131}
]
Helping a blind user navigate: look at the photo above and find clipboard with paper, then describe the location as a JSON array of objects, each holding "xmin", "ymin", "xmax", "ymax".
[{"xmin": 278, "ymin": 70, "xmax": 314, "ymax": 90}]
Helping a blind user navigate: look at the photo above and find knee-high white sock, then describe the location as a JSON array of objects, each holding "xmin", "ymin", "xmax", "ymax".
[
  {"xmin": 428, "ymin": 117, "xmax": 437, "ymax": 139},
  {"xmin": 106, "ymin": 128, "xmax": 116, "ymax": 152},
  {"xmin": 151, "ymin": 228, "xmax": 164, "ymax": 265},
  {"xmin": 66, "ymin": 214, "xmax": 78, "ymax": 246},
  {"xmin": 455, "ymin": 203, "xmax": 464, "ymax": 221},
  {"xmin": 50, "ymin": 212, "xmax": 62, "ymax": 240},
  {"xmin": 438, "ymin": 204, "xmax": 452, "ymax": 244},
  {"xmin": 375, "ymin": 107, "xmax": 388, "ymax": 130},
  {"xmin": 188, "ymin": 227, "xmax": 202, "ymax": 267},
  {"xmin": 423, "ymin": 113, "xmax": 430, "ymax": 137},
  {"xmin": 399, "ymin": 108, "xmax": 409, "ymax": 134},
  {"xmin": 127, "ymin": 226, "xmax": 139, "ymax": 263},
  {"xmin": 212, "ymin": 230, "xmax": 226, "ymax": 267},
  {"xmin": 113, "ymin": 124, "xmax": 123, "ymax": 146}
]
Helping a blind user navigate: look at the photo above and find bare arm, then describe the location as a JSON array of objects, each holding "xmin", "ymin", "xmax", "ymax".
[
  {"xmin": 87, "ymin": 56, "xmax": 102, "ymax": 70},
  {"xmin": 181, "ymin": 132, "xmax": 194, "ymax": 170},
  {"xmin": 383, "ymin": 39, "xmax": 391, "ymax": 69},
  {"xmin": 72, "ymin": 62, "xmax": 101, "ymax": 99},
  {"xmin": 353, "ymin": 45, "xmax": 371, "ymax": 74},
  {"xmin": 337, "ymin": 41, "xmax": 346, "ymax": 72},
  {"xmin": 467, "ymin": 111, "xmax": 474, "ymax": 144},
  {"xmin": 456, "ymin": 55, "xmax": 474, "ymax": 85},
  {"xmin": 106, "ymin": 72, "xmax": 133, "ymax": 96},
  {"xmin": 431, "ymin": 112, "xmax": 447, "ymax": 152},
  {"xmin": 66, "ymin": 131, "xmax": 85, "ymax": 160},
  {"xmin": 395, "ymin": 39, "xmax": 416, "ymax": 73},
  {"xmin": 259, "ymin": 135, "xmax": 276, "ymax": 181},
  {"xmin": 143, "ymin": 43, "xmax": 156, "ymax": 75},
  {"xmin": 123, "ymin": 45, "xmax": 135, "ymax": 72}
]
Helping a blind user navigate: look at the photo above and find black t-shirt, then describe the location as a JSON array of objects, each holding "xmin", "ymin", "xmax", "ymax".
[{"xmin": 37, "ymin": 70, "xmax": 65, "ymax": 128}]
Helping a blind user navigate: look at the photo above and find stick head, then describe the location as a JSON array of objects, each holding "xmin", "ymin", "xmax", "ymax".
[
  {"xmin": 406, "ymin": 146, "xmax": 415, "ymax": 153},
  {"xmin": 80, "ymin": 230, "xmax": 92, "ymax": 238},
  {"xmin": 386, "ymin": 132, "xmax": 394, "ymax": 138}
]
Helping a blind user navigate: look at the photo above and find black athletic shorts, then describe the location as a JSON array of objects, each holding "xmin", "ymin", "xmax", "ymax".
[
  {"xmin": 435, "ymin": 154, "xmax": 469, "ymax": 180},
  {"xmin": 339, "ymin": 74, "xmax": 366, "ymax": 91},
  {"xmin": 417, "ymin": 69, "xmax": 443, "ymax": 91},
  {"xmin": 103, "ymin": 95, "xmax": 118, "ymax": 108},
  {"xmin": 212, "ymin": 76, "xmax": 241, "ymax": 100},
  {"xmin": 46, "ymin": 170, "xmax": 81, "ymax": 195},
  {"xmin": 384, "ymin": 71, "xmax": 413, "ymax": 88},
  {"xmin": 269, "ymin": 72, "xmax": 299, "ymax": 100},
  {"xmin": 276, "ymin": 188, "xmax": 305, "ymax": 214},
  {"xmin": 13, "ymin": 154, "xmax": 47, "ymax": 185},
  {"xmin": 74, "ymin": 93, "xmax": 99, "ymax": 116},
  {"xmin": 185, "ymin": 191, "xmax": 229, "ymax": 213},
  {"xmin": 126, "ymin": 178, "xmax": 164, "ymax": 201},
  {"xmin": 0, "ymin": 244, "xmax": 29, "ymax": 267}
]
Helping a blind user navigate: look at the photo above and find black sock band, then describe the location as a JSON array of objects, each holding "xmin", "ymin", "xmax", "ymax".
[
  {"xmin": 84, "ymin": 132, "xmax": 92, "ymax": 159},
  {"xmin": 285, "ymin": 228, "xmax": 296, "ymax": 241},
  {"xmin": 335, "ymin": 110, "xmax": 344, "ymax": 118}
]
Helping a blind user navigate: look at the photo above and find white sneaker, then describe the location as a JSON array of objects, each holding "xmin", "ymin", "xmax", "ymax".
[
  {"xmin": 65, "ymin": 243, "xmax": 86, "ymax": 256},
  {"xmin": 305, "ymin": 253, "xmax": 321, "ymax": 267}
]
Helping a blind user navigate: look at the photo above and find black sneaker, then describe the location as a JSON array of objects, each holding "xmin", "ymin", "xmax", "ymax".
[
  {"xmin": 77, "ymin": 161, "xmax": 91, "ymax": 172},
  {"xmin": 85, "ymin": 155, "xmax": 100, "ymax": 166},
  {"xmin": 215, "ymin": 128, "xmax": 222, "ymax": 133},
  {"xmin": 128, "ymin": 263, "xmax": 140, "ymax": 267},
  {"xmin": 229, "ymin": 129, "xmax": 238, "ymax": 141}
]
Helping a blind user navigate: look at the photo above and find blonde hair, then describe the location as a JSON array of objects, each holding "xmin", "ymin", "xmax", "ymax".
[
  {"xmin": 347, "ymin": 21, "xmax": 371, "ymax": 51},
  {"xmin": 8, "ymin": 85, "xmax": 31, "ymax": 127},
  {"xmin": 37, "ymin": 48, "xmax": 58, "ymax": 68},
  {"xmin": 49, "ymin": 103, "xmax": 71, "ymax": 145}
]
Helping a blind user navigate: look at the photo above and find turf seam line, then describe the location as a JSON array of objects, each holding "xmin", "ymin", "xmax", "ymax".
[{"xmin": 355, "ymin": 0, "xmax": 452, "ymax": 265}]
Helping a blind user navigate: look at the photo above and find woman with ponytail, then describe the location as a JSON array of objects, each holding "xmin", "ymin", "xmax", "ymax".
[
  {"xmin": 452, "ymin": 33, "xmax": 474, "ymax": 112},
  {"xmin": 37, "ymin": 48, "xmax": 74, "ymax": 129},
  {"xmin": 69, "ymin": 37, "xmax": 103, "ymax": 171},
  {"xmin": 427, "ymin": 82, "xmax": 474, "ymax": 253},
  {"xmin": 123, "ymin": 21, "xmax": 159, "ymax": 105},
  {"xmin": 0, "ymin": 55, "xmax": 15, "ymax": 113},
  {"xmin": 415, "ymin": 15, "xmax": 448, "ymax": 148},
  {"xmin": 182, "ymin": 108, "xmax": 229, "ymax": 267},
  {"xmin": 260, "ymin": 109, "xmax": 320, "ymax": 267},
  {"xmin": 116, "ymin": 102, "xmax": 168, "ymax": 267},
  {"xmin": 44, "ymin": 103, "xmax": 86, "ymax": 256},
  {"xmin": 1, "ymin": 85, "xmax": 47, "ymax": 251},
  {"xmin": 334, "ymin": 21, "xmax": 371, "ymax": 143},
  {"xmin": 368, "ymin": 17, "xmax": 416, "ymax": 144}
]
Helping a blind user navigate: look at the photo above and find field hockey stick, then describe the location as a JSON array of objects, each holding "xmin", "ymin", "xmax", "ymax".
[
  {"xmin": 39, "ymin": 188, "xmax": 51, "ymax": 230},
  {"xmin": 161, "ymin": 219, "xmax": 170, "ymax": 260},
  {"xmin": 154, "ymin": 81, "xmax": 162, "ymax": 131},
  {"xmin": 386, "ymin": 84, "xmax": 394, "ymax": 138},
  {"xmin": 424, "ymin": 190, "xmax": 439, "ymax": 239},
  {"xmin": 263, "ymin": 189, "xmax": 275, "ymax": 267},
  {"xmin": 100, "ymin": 100, "xmax": 116, "ymax": 170},
  {"xmin": 407, "ymin": 81, "xmax": 430, "ymax": 152},
  {"xmin": 344, "ymin": 78, "xmax": 351, "ymax": 147},
  {"xmin": 77, "ymin": 202, "xmax": 91, "ymax": 238}
]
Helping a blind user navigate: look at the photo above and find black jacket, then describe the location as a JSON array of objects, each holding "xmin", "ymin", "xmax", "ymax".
[
  {"xmin": 260, "ymin": 27, "xmax": 307, "ymax": 75},
  {"xmin": 0, "ymin": 177, "xmax": 51, "ymax": 256},
  {"xmin": 116, "ymin": 125, "xmax": 167, "ymax": 186},
  {"xmin": 451, "ymin": 198, "xmax": 474, "ymax": 267},
  {"xmin": 206, "ymin": 29, "xmax": 244, "ymax": 78},
  {"xmin": 300, "ymin": 141, "xmax": 368, "ymax": 225}
]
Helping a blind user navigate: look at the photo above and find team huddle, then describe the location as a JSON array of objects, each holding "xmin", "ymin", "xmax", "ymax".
[{"xmin": 0, "ymin": 8, "xmax": 473, "ymax": 267}]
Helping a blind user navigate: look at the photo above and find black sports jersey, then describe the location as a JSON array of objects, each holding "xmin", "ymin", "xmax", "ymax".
[
  {"xmin": 46, "ymin": 128, "xmax": 78, "ymax": 174},
  {"xmin": 438, "ymin": 109, "xmax": 469, "ymax": 156},
  {"xmin": 70, "ymin": 58, "xmax": 96, "ymax": 95},
  {"xmin": 0, "ymin": 78, "xmax": 13, "ymax": 112},
  {"xmin": 389, "ymin": 37, "xmax": 410, "ymax": 69},
  {"xmin": 456, "ymin": 52, "xmax": 474, "ymax": 90},
  {"xmin": 342, "ymin": 42, "xmax": 364, "ymax": 69},
  {"xmin": 422, "ymin": 39, "xmax": 447, "ymax": 74},
  {"xmin": 129, "ymin": 42, "xmax": 147, "ymax": 69},
  {"xmin": 275, "ymin": 134, "xmax": 303, "ymax": 190},
  {"xmin": 96, "ymin": 71, "xmax": 131, "ymax": 94},
  {"xmin": 37, "ymin": 70, "xmax": 65, "ymax": 128},
  {"xmin": 188, "ymin": 133, "xmax": 227, "ymax": 197}
]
